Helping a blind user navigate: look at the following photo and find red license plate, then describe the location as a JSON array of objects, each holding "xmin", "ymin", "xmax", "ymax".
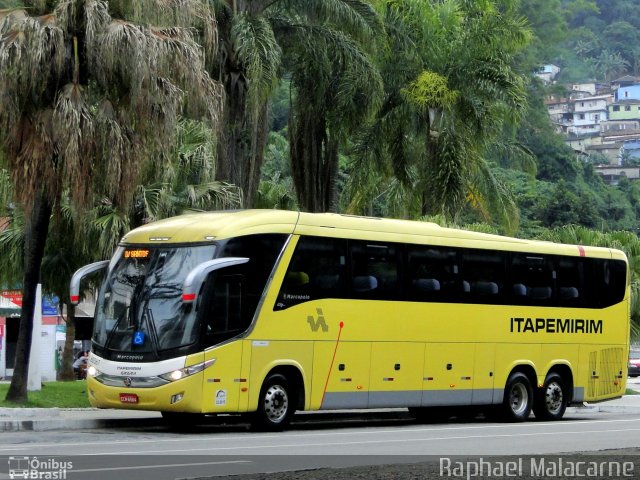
[{"xmin": 119, "ymin": 393, "xmax": 139, "ymax": 404}]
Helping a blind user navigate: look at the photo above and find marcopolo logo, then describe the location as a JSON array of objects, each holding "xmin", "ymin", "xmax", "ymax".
[
  {"xmin": 307, "ymin": 308, "xmax": 329, "ymax": 332},
  {"xmin": 7, "ymin": 456, "xmax": 72, "ymax": 479}
]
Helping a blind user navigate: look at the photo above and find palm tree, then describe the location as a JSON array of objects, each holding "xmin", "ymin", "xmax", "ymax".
[
  {"xmin": 349, "ymin": 0, "xmax": 531, "ymax": 232},
  {"xmin": 0, "ymin": 0, "xmax": 222, "ymax": 402},
  {"xmin": 1, "ymin": 117, "xmax": 241, "ymax": 381},
  {"xmin": 88, "ymin": 119, "xmax": 242, "ymax": 259},
  {"xmin": 210, "ymin": 0, "xmax": 383, "ymax": 210},
  {"xmin": 283, "ymin": 2, "xmax": 384, "ymax": 212}
]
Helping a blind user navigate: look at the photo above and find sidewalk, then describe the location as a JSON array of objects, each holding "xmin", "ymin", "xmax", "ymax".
[{"xmin": 1, "ymin": 395, "xmax": 640, "ymax": 432}]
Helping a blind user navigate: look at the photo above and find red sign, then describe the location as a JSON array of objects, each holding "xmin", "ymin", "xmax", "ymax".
[
  {"xmin": 1, "ymin": 290, "xmax": 22, "ymax": 307},
  {"xmin": 119, "ymin": 393, "xmax": 139, "ymax": 404}
]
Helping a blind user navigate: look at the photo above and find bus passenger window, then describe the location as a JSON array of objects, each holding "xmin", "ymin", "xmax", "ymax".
[
  {"xmin": 461, "ymin": 250, "xmax": 506, "ymax": 303},
  {"xmin": 350, "ymin": 241, "xmax": 399, "ymax": 300},
  {"xmin": 584, "ymin": 258, "xmax": 626, "ymax": 308},
  {"xmin": 556, "ymin": 257, "xmax": 582, "ymax": 307},
  {"xmin": 275, "ymin": 236, "xmax": 347, "ymax": 310},
  {"xmin": 406, "ymin": 246, "xmax": 457, "ymax": 302},
  {"xmin": 511, "ymin": 254, "xmax": 554, "ymax": 306}
]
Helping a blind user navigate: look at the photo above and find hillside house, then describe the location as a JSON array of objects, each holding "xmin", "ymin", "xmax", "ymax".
[{"xmin": 567, "ymin": 94, "xmax": 613, "ymax": 136}]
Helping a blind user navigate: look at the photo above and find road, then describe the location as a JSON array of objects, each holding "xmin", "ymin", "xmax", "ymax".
[{"xmin": 0, "ymin": 408, "xmax": 639, "ymax": 480}]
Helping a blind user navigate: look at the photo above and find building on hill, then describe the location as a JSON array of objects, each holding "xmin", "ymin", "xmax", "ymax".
[
  {"xmin": 609, "ymin": 99, "xmax": 640, "ymax": 122},
  {"xmin": 567, "ymin": 94, "xmax": 613, "ymax": 136},
  {"xmin": 622, "ymin": 140, "xmax": 640, "ymax": 163},
  {"xmin": 535, "ymin": 64, "xmax": 560, "ymax": 84},
  {"xmin": 593, "ymin": 165, "xmax": 640, "ymax": 185},
  {"xmin": 611, "ymin": 76, "xmax": 640, "ymax": 91},
  {"xmin": 615, "ymin": 85, "xmax": 640, "ymax": 101},
  {"xmin": 585, "ymin": 143, "xmax": 623, "ymax": 165}
]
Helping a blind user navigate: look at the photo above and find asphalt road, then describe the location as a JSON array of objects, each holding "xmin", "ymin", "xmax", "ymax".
[{"xmin": 0, "ymin": 409, "xmax": 639, "ymax": 480}]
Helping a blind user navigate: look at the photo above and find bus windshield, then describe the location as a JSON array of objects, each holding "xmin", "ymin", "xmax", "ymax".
[{"xmin": 94, "ymin": 245, "xmax": 216, "ymax": 353}]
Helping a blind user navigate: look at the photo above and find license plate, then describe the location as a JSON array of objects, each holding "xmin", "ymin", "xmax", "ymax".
[{"xmin": 119, "ymin": 393, "xmax": 139, "ymax": 404}]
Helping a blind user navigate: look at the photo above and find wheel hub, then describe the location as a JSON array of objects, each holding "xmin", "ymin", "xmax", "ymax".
[
  {"xmin": 264, "ymin": 385, "xmax": 289, "ymax": 423},
  {"xmin": 545, "ymin": 382, "xmax": 563, "ymax": 414},
  {"xmin": 509, "ymin": 383, "xmax": 528, "ymax": 415}
]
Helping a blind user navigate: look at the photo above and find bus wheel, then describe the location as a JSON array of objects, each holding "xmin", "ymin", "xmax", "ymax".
[
  {"xmin": 533, "ymin": 373, "xmax": 568, "ymax": 421},
  {"xmin": 252, "ymin": 373, "xmax": 294, "ymax": 431},
  {"xmin": 501, "ymin": 372, "xmax": 533, "ymax": 422}
]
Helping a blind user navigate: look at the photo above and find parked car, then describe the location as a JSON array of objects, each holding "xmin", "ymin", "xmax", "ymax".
[{"xmin": 629, "ymin": 350, "xmax": 640, "ymax": 377}]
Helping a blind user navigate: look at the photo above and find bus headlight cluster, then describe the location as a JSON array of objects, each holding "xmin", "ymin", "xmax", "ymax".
[{"xmin": 159, "ymin": 359, "xmax": 216, "ymax": 382}]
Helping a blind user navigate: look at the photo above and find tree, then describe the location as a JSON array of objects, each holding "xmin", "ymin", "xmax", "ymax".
[
  {"xmin": 285, "ymin": 2, "xmax": 384, "ymax": 212},
  {"xmin": 210, "ymin": 0, "xmax": 383, "ymax": 211},
  {"xmin": 0, "ymin": 0, "xmax": 221, "ymax": 402},
  {"xmin": 350, "ymin": 0, "xmax": 531, "ymax": 233}
]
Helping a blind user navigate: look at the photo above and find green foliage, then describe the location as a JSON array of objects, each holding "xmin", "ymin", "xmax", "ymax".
[
  {"xmin": 0, "ymin": 381, "xmax": 90, "ymax": 408},
  {"xmin": 538, "ymin": 0, "xmax": 640, "ymax": 79},
  {"xmin": 348, "ymin": 0, "xmax": 531, "ymax": 232}
]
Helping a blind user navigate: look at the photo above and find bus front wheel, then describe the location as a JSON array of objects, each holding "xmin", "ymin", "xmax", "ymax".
[
  {"xmin": 533, "ymin": 373, "xmax": 568, "ymax": 421},
  {"xmin": 501, "ymin": 372, "xmax": 533, "ymax": 422},
  {"xmin": 252, "ymin": 373, "xmax": 295, "ymax": 431}
]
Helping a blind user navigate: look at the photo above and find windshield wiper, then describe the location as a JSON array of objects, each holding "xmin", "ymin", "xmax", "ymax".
[
  {"xmin": 141, "ymin": 305, "xmax": 161, "ymax": 361},
  {"xmin": 104, "ymin": 307, "xmax": 130, "ymax": 351}
]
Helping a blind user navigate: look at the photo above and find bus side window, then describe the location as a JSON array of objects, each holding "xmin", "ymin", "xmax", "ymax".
[
  {"xmin": 511, "ymin": 254, "xmax": 554, "ymax": 306},
  {"xmin": 584, "ymin": 258, "xmax": 627, "ymax": 308},
  {"xmin": 350, "ymin": 241, "xmax": 400, "ymax": 300},
  {"xmin": 406, "ymin": 245, "xmax": 458, "ymax": 302},
  {"xmin": 275, "ymin": 236, "xmax": 347, "ymax": 310},
  {"xmin": 461, "ymin": 250, "xmax": 506, "ymax": 304},
  {"xmin": 556, "ymin": 256, "xmax": 582, "ymax": 307}
]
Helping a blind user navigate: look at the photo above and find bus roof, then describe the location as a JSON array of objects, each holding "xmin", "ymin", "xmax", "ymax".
[{"xmin": 121, "ymin": 209, "xmax": 623, "ymax": 260}]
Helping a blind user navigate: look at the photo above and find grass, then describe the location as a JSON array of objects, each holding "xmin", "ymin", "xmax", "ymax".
[{"xmin": 0, "ymin": 381, "xmax": 91, "ymax": 408}]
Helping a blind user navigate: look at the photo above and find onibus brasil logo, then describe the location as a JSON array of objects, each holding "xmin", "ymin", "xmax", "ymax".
[{"xmin": 7, "ymin": 456, "xmax": 72, "ymax": 479}]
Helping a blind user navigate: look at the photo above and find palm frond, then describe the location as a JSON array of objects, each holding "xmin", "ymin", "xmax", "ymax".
[{"xmin": 231, "ymin": 12, "xmax": 282, "ymax": 118}]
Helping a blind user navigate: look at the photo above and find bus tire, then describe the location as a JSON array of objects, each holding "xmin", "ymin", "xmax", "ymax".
[
  {"xmin": 252, "ymin": 373, "xmax": 295, "ymax": 431},
  {"xmin": 501, "ymin": 372, "xmax": 533, "ymax": 422},
  {"xmin": 533, "ymin": 373, "xmax": 568, "ymax": 421}
]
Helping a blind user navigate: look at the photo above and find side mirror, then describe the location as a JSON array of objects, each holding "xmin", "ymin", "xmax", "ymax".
[
  {"xmin": 70, "ymin": 260, "xmax": 110, "ymax": 305},
  {"xmin": 182, "ymin": 257, "xmax": 249, "ymax": 304}
]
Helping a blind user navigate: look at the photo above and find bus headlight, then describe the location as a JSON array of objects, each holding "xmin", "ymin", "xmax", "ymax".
[
  {"xmin": 159, "ymin": 359, "xmax": 216, "ymax": 382},
  {"xmin": 87, "ymin": 365, "xmax": 98, "ymax": 377}
]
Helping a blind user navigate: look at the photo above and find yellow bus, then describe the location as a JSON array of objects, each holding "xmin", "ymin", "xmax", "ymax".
[{"xmin": 70, "ymin": 210, "xmax": 630, "ymax": 429}]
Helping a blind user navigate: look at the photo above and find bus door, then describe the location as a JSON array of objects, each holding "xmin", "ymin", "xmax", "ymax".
[
  {"xmin": 369, "ymin": 342, "xmax": 424, "ymax": 407},
  {"xmin": 422, "ymin": 343, "xmax": 475, "ymax": 406},
  {"xmin": 199, "ymin": 273, "xmax": 246, "ymax": 413}
]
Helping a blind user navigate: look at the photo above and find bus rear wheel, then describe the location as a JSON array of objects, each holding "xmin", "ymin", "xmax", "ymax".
[
  {"xmin": 501, "ymin": 372, "xmax": 533, "ymax": 422},
  {"xmin": 252, "ymin": 373, "xmax": 295, "ymax": 431},
  {"xmin": 533, "ymin": 373, "xmax": 568, "ymax": 421}
]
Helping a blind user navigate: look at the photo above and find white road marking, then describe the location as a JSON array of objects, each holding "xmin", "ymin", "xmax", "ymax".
[{"xmin": 0, "ymin": 417, "xmax": 638, "ymax": 453}]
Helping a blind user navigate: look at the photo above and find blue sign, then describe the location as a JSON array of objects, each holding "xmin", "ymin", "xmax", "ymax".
[
  {"xmin": 133, "ymin": 331, "xmax": 146, "ymax": 345},
  {"xmin": 43, "ymin": 295, "xmax": 59, "ymax": 316}
]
